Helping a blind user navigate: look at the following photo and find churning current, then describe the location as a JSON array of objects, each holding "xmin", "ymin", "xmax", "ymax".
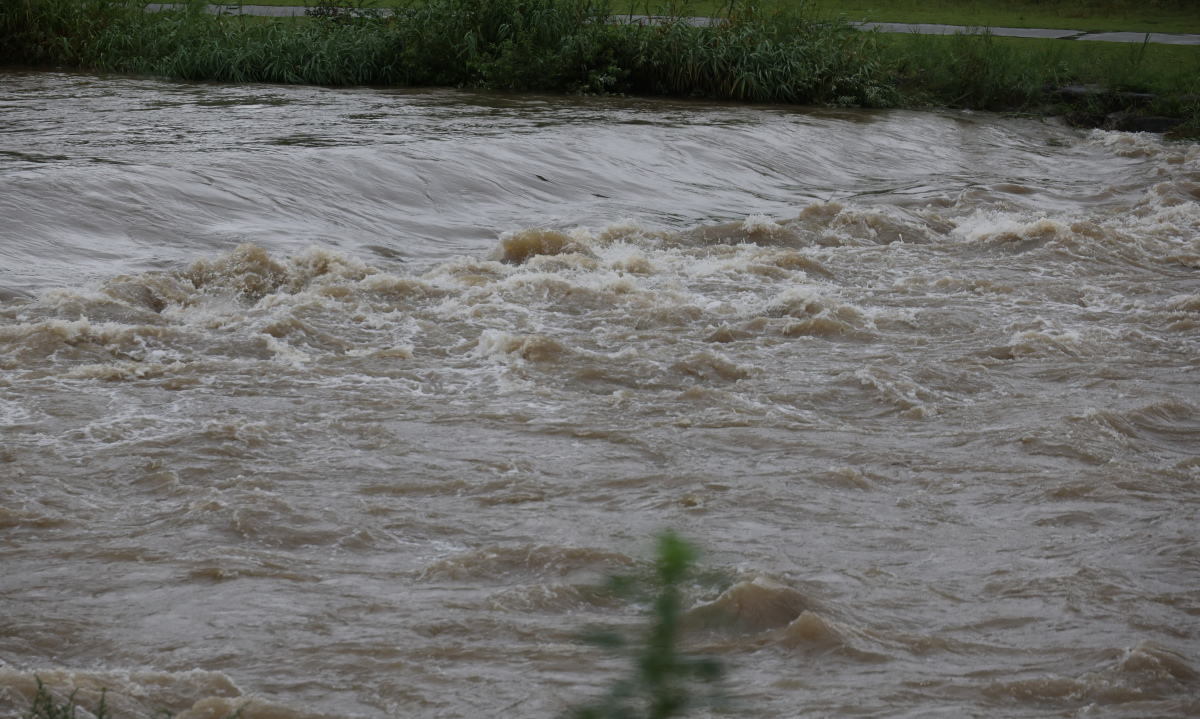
[{"xmin": 1, "ymin": 71, "xmax": 1198, "ymax": 719}]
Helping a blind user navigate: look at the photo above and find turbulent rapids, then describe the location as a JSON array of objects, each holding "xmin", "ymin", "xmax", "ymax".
[{"xmin": 1, "ymin": 72, "xmax": 1198, "ymax": 719}]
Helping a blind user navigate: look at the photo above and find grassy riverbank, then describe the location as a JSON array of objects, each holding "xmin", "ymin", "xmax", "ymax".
[
  {"xmin": 2, "ymin": 0, "xmax": 1197, "ymax": 137},
  {"xmin": 0, "ymin": 0, "xmax": 901, "ymax": 101},
  {"xmin": 203, "ymin": 0, "xmax": 1200, "ymax": 34},
  {"xmin": 795, "ymin": 0, "xmax": 1200, "ymax": 34},
  {"xmin": 889, "ymin": 31, "xmax": 1200, "ymax": 107}
]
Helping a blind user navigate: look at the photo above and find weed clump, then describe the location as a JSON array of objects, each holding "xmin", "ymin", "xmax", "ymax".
[
  {"xmin": 1165, "ymin": 104, "xmax": 1200, "ymax": 141},
  {"xmin": 568, "ymin": 531, "xmax": 725, "ymax": 719}
]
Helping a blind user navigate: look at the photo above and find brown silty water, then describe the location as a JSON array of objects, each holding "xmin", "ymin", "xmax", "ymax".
[{"xmin": 1, "ymin": 71, "xmax": 1198, "ymax": 719}]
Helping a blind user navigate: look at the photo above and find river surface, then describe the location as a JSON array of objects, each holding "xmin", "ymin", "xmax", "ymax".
[{"xmin": 1, "ymin": 71, "xmax": 1198, "ymax": 719}]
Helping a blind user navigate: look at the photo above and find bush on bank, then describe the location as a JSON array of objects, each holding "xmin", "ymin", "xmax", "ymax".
[{"xmin": 0, "ymin": 0, "xmax": 897, "ymax": 105}]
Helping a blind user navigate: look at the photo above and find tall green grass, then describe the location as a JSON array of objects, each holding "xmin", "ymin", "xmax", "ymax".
[
  {"xmin": 0, "ymin": 0, "xmax": 129, "ymax": 65},
  {"xmin": 626, "ymin": 2, "xmax": 895, "ymax": 105},
  {"xmin": 885, "ymin": 29, "xmax": 1200, "ymax": 111},
  {"xmin": 0, "ymin": 0, "xmax": 897, "ymax": 104}
]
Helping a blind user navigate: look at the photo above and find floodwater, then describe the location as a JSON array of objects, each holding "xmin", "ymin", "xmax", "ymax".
[{"xmin": 1, "ymin": 71, "xmax": 1198, "ymax": 719}]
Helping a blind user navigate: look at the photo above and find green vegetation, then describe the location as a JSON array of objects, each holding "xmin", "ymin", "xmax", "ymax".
[
  {"xmin": 0, "ymin": 0, "xmax": 898, "ymax": 103},
  {"xmin": 195, "ymin": 0, "xmax": 1200, "ymax": 34},
  {"xmin": 568, "ymin": 532, "xmax": 725, "ymax": 719},
  {"xmin": 25, "ymin": 678, "xmax": 109, "ymax": 719},
  {"xmin": 791, "ymin": 0, "xmax": 1200, "ymax": 34},
  {"xmin": 1, "ymin": 0, "xmax": 1197, "ymax": 136},
  {"xmin": 886, "ymin": 30, "xmax": 1200, "ymax": 137},
  {"xmin": 886, "ymin": 30, "xmax": 1200, "ymax": 106}
]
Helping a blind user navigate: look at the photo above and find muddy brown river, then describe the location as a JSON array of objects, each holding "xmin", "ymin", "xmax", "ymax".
[{"xmin": 1, "ymin": 71, "xmax": 1198, "ymax": 719}]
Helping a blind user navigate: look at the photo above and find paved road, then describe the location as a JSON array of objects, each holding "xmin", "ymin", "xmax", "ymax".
[{"xmin": 143, "ymin": 5, "xmax": 1200, "ymax": 44}]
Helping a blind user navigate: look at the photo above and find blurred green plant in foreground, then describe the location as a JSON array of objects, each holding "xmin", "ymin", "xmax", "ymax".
[
  {"xmin": 24, "ymin": 677, "xmax": 109, "ymax": 719},
  {"xmin": 568, "ymin": 532, "xmax": 725, "ymax": 719}
]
